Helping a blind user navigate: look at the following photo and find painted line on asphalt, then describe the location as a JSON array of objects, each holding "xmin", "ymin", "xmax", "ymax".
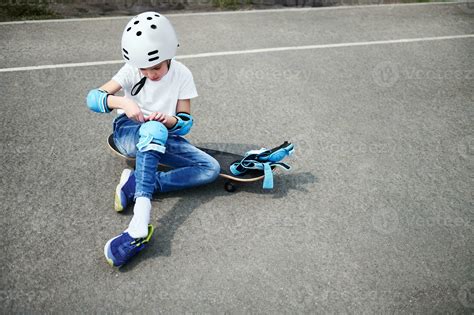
[
  {"xmin": 177, "ymin": 34, "xmax": 474, "ymax": 59},
  {"xmin": 0, "ymin": 34, "xmax": 472, "ymax": 73},
  {"xmin": 0, "ymin": 1, "xmax": 464, "ymax": 25}
]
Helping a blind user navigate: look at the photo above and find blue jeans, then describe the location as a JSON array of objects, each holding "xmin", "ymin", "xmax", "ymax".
[{"xmin": 112, "ymin": 114, "xmax": 220, "ymax": 199}]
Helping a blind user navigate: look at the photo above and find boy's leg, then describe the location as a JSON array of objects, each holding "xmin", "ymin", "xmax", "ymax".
[
  {"xmin": 124, "ymin": 133, "xmax": 221, "ymax": 238},
  {"xmin": 112, "ymin": 114, "xmax": 140, "ymax": 212},
  {"xmin": 153, "ymin": 135, "xmax": 221, "ymax": 193},
  {"xmin": 112, "ymin": 114, "xmax": 141, "ymax": 158},
  {"xmin": 126, "ymin": 121, "xmax": 168, "ymax": 238},
  {"xmin": 126, "ymin": 148, "xmax": 161, "ymax": 239},
  {"xmin": 106, "ymin": 118, "xmax": 166, "ymax": 267},
  {"xmin": 113, "ymin": 118, "xmax": 220, "ymax": 197}
]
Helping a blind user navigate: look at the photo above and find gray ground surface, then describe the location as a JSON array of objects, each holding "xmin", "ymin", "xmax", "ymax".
[{"xmin": 1, "ymin": 3, "xmax": 473, "ymax": 313}]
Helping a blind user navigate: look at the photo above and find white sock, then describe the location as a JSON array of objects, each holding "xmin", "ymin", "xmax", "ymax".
[{"xmin": 126, "ymin": 197, "xmax": 151, "ymax": 239}]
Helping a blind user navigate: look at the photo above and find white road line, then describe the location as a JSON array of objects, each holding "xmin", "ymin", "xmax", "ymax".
[
  {"xmin": 0, "ymin": 34, "xmax": 472, "ymax": 73},
  {"xmin": 0, "ymin": 60, "xmax": 124, "ymax": 73},
  {"xmin": 177, "ymin": 34, "xmax": 474, "ymax": 59},
  {"xmin": 0, "ymin": 1, "xmax": 464, "ymax": 25}
]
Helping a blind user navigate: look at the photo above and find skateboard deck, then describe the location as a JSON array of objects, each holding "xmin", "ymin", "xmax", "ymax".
[{"xmin": 107, "ymin": 134, "xmax": 275, "ymax": 192}]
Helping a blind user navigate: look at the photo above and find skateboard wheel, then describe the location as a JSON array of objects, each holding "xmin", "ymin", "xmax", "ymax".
[{"xmin": 224, "ymin": 182, "xmax": 236, "ymax": 193}]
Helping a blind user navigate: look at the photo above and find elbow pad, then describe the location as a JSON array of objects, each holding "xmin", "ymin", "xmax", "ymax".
[
  {"xmin": 169, "ymin": 112, "xmax": 193, "ymax": 136},
  {"xmin": 86, "ymin": 89, "xmax": 111, "ymax": 113}
]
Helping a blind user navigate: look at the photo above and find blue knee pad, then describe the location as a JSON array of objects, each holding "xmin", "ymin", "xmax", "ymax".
[{"xmin": 136, "ymin": 121, "xmax": 168, "ymax": 153}]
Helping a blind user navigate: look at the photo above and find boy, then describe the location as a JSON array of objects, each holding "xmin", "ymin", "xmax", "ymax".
[{"xmin": 86, "ymin": 12, "xmax": 220, "ymax": 267}]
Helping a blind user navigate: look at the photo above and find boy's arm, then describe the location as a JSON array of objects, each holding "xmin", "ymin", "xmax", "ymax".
[
  {"xmin": 99, "ymin": 80, "xmax": 134, "ymax": 112},
  {"xmin": 87, "ymin": 79, "xmax": 145, "ymax": 122},
  {"xmin": 100, "ymin": 80, "xmax": 122, "ymax": 94},
  {"xmin": 156, "ymin": 99, "xmax": 191, "ymax": 128},
  {"xmin": 165, "ymin": 99, "xmax": 194, "ymax": 135},
  {"xmin": 165, "ymin": 99, "xmax": 190, "ymax": 128},
  {"xmin": 101, "ymin": 80, "xmax": 142, "ymax": 118},
  {"xmin": 176, "ymin": 99, "xmax": 191, "ymax": 114}
]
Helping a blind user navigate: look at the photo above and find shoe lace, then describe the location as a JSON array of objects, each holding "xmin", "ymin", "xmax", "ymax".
[
  {"xmin": 130, "ymin": 237, "xmax": 145, "ymax": 247},
  {"xmin": 119, "ymin": 238, "xmax": 144, "ymax": 262}
]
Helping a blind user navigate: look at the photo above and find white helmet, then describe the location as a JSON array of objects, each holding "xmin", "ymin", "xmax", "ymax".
[{"xmin": 121, "ymin": 12, "xmax": 179, "ymax": 69}]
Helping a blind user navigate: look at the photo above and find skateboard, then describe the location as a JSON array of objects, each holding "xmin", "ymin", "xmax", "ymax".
[{"xmin": 107, "ymin": 134, "xmax": 277, "ymax": 192}]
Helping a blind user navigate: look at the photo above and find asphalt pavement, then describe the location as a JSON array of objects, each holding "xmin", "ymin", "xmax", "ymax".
[{"xmin": 0, "ymin": 2, "xmax": 473, "ymax": 313}]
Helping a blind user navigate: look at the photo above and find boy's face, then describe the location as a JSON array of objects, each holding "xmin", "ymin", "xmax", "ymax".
[{"xmin": 140, "ymin": 60, "xmax": 169, "ymax": 81}]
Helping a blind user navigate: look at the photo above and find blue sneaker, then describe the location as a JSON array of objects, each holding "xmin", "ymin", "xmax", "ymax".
[
  {"xmin": 104, "ymin": 225, "xmax": 154, "ymax": 267},
  {"xmin": 114, "ymin": 169, "xmax": 135, "ymax": 212}
]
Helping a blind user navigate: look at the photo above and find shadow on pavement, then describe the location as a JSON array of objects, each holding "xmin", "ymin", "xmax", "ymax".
[{"xmin": 118, "ymin": 171, "xmax": 316, "ymax": 272}]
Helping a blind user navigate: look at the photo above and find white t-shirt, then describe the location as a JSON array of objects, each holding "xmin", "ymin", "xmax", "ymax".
[{"xmin": 112, "ymin": 59, "xmax": 198, "ymax": 117}]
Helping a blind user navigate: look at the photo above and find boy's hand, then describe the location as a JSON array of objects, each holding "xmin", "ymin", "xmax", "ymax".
[
  {"xmin": 122, "ymin": 98, "xmax": 145, "ymax": 123},
  {"xmin": 146, "ymin": 112, "xmax": 168, "ymax": 124}
]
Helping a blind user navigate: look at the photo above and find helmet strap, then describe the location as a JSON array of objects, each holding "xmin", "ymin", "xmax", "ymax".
[
  {"xmin": 130, "ymin": 60, "xmax": 172, "ymax": 96},
  {"xmin": 131, "ymin": 76, "xmax": 146, "ymax": 96}
]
